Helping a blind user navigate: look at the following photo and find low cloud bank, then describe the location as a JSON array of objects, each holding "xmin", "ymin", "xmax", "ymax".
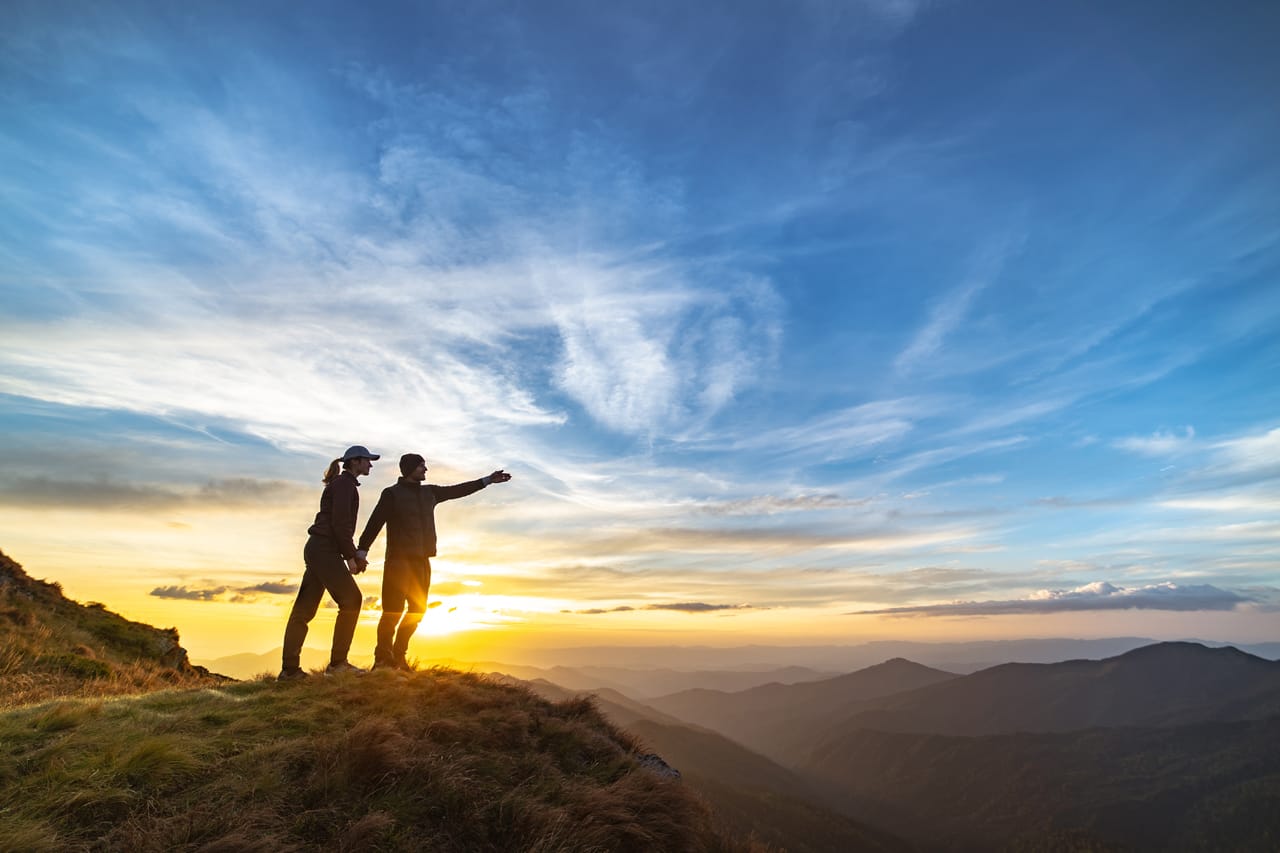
[
  {"xmin": 570, "ymin": 601, "xmax": 755, "ymax": 615},
  {"xmin": 852, "ymin": 580, "xmax": 1251, "ymax": 617},
  {"xmin": 150, "ymin": 580, "xmax": 298, "ymax": 602},
  {"xmin": 0, "ymin": 476, "xmax": 303, "ymax": 510}
]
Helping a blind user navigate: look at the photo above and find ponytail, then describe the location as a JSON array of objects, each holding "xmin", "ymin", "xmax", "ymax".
[{"xmin": 322, "ymin": 459, "xmax": 342, "ymax": 484}]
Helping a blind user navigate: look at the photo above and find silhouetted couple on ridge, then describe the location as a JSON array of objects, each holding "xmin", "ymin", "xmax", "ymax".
[{"xmin": 278, "ymin": 445, "xmax": 510, "ymax": 681}]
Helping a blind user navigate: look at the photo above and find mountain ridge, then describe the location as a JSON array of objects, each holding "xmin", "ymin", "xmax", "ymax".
[
  {"xmin": 649, "ymin": 657, "xmax": 958, "ymax": 763},
  {"xmin": 835, "ymin": 640, "xmax": 1280, "ymax": 737}
]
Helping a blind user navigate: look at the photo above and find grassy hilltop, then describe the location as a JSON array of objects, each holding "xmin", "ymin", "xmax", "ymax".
[
  {"xmin": 1, "ymin": 669, "xmax": 745, "ymax": 852},
  {"xmin": 0, "ymin": 550, "xmax": 759, "ymax": 852}
]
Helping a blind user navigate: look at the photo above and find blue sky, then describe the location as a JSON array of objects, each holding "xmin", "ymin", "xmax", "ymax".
[{"xmin": 2, "ymin": 1, "xmax": 1278, "ymax": 656}]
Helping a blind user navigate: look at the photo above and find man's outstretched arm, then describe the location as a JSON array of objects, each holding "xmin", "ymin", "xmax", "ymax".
[{"xmin": 431, "ymin": 469, "xmax": 512, "ymax": 502}]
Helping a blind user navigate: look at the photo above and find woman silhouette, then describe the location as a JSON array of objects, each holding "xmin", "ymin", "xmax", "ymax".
[{"xmin": 278, "ymin": 445, "xmax": 379, "ymax": 680}]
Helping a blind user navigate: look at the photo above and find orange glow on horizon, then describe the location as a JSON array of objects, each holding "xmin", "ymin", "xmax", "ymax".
[{"xmin": 4, "ymin": 503, "xmax": 1278, "ymax": 667}]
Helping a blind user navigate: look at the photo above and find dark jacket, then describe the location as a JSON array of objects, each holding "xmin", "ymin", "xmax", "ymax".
[
  {"xmin": 306, "ymin": 471, "xmax": 361, "ymax": 559},
  {"xmin": 358, "ymin": 477, "xmax": 486, "ymax": 562}
]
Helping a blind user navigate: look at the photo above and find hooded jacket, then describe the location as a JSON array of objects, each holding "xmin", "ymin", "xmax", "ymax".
[{"xmin": 357, "ymin": 476, "xmax": 486, "ymax": 562}]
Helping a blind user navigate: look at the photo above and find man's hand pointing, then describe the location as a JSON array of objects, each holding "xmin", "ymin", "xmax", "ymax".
[{"xmin": 488, "ymin": 470, "xmax": 512, "ymax": 483}]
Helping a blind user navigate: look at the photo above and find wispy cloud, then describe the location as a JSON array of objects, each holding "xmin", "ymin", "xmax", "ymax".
[
  {"xmin": 731, "ymin": 398, "xmax": 929, "ymax": 462},
  {"xmin": 571, "ymin": 601, "xmax": 755, "ymax": 615},
  {"xmin": 894, "ymin": 238, "xmax": 1014, "ymax": 376},
  {"xmin": 697, "ymin": 493, "xmax": 870, "ymax": 516},
  {"xmin": 852, "ymin": 580, "xmax": 1252, "ymax": 616},
  {"xmin": 1114, "ymin": 427, "xmax": 1196, "ymax": 456},
  {"xmin": 545, "ymin": 270, "xmax": 782, "ymax": 435},
  {"xmin": 0, "ymin": 17, "xmax": 794, "ymax": 480},
  {"xmin": 1161, "ymin": 494, "xmax": 1280, "ymax": 513},
  {"xmin": 562, "ymin": 523, "xmax": 986, "ymax": 557},
  {"xmin": 1194, "ymin": 427, "xmax": 1280, "ymax": 487}
]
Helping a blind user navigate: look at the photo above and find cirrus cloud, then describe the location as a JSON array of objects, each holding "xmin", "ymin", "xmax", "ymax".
[{"xmin": 1113, "ymin": 427, "xmax": 1196, "ymax": 456}]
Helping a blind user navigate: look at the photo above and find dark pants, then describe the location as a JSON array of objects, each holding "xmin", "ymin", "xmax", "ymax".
[
  {"xmin": 376, "ymin": 556, "xmax": 431, "ymax": 663},
  {"xmin": 282, "ymin": 536, "xmax": 363, "ymax": 669}
]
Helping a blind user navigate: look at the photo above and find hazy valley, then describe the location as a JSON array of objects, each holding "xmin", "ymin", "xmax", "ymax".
[{"xmin": 505, "ymin": 644, "xmax": 1280, "ymax": 851}]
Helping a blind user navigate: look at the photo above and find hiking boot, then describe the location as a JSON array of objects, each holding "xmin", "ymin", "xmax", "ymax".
[
  {"xmin": 371, "ymin": 657, "xmax": 402, "ymax": 673},
  {"xmin": 277, "ymin": 667, "xmax": 308, "ymax": 682},
  {"xmin": 324, "ymin": 660, "xmax": 366, "ymax": 676},
  {"xmin": 393, "ymin": 655, "xmax": 415, "ymax": 673}
]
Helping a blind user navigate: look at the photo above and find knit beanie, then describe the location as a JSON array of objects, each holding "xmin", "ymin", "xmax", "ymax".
[{"xmin": 399, "ymin": 453, "xmax": 426, "ymax": 476}]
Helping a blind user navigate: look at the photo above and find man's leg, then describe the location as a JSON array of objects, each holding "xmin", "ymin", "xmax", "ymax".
[
  {"xmin": 375, "ymin": 560, "xmax": 407, "ymax": 665},
  {"xmin": 392, "ymin": 558, "xmax": 431, "ymax": 665},
  {"xmin": 281, "ymin": 542, "xmax": 327, "ymax": 671}
]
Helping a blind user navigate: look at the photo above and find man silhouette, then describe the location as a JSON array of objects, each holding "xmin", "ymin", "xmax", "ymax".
[{"xmin": 357, "ymin": 453, "xmax": 511, "ymax": 670}]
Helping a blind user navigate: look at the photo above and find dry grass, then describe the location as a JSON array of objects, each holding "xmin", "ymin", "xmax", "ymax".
[
  {"xmin": 0, "ymin": 655, "xmax": 215, "ymax": 708},
  {"xmin": 0, "ymin": 550, "xmax": 223, "ymax": 709},
  {"xmin": 0, "ymin": 667, "xmax": 754, "ymax": 852}
]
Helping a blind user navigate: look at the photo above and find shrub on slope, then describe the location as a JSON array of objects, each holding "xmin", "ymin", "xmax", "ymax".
[{"xmin": 0, "ymin": 667, "xmax": 753, "ymax": 852}]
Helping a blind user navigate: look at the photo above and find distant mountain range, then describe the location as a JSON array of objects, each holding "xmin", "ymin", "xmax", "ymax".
[
  {"xmin": 443, "ymin": 660, "xmax": 840, "ymax": 698},
  {"xmin": 831, "ymin": 641, "xmax": 1280, "ymax": 737},
  {"xmin": 520, "ymin": 677, "xmax": 909, "ymax": 853},
  {"xmin": 513, "ymin": 641, "xmax": 1280, "ymax": 851},
  {"xmin": 649, "ymin": 658, "xmax": 958, "ymax": 763},
  {"xmin": 197, "ymin": 635, "xmax": 1280, "ymax": 688},
  {"xmin": 529, "ymin": 636, "xmax": 1280, "ymax": 672}
]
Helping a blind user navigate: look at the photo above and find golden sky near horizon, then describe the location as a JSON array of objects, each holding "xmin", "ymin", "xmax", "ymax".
[{"xmin": 4, "ymin": 483, "xmax": 1276, "ymax": 665}]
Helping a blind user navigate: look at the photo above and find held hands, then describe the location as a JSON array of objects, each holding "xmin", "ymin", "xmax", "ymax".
[
  {"xmin": 488, "ymin": 469, "xmax": 512, "ymax": 484},
  {"xmin": 346, "ymin": 556, "xmax": 367, "ymax": 575}
]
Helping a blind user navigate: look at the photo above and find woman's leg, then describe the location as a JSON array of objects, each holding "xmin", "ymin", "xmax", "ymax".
[
  {"xmin": 281, "ymin": 540, "xmax": 327, "ymax": 671},
  {"xmin": 305, "ymin": 544, "xmax": 363, "ymax": 666}
]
